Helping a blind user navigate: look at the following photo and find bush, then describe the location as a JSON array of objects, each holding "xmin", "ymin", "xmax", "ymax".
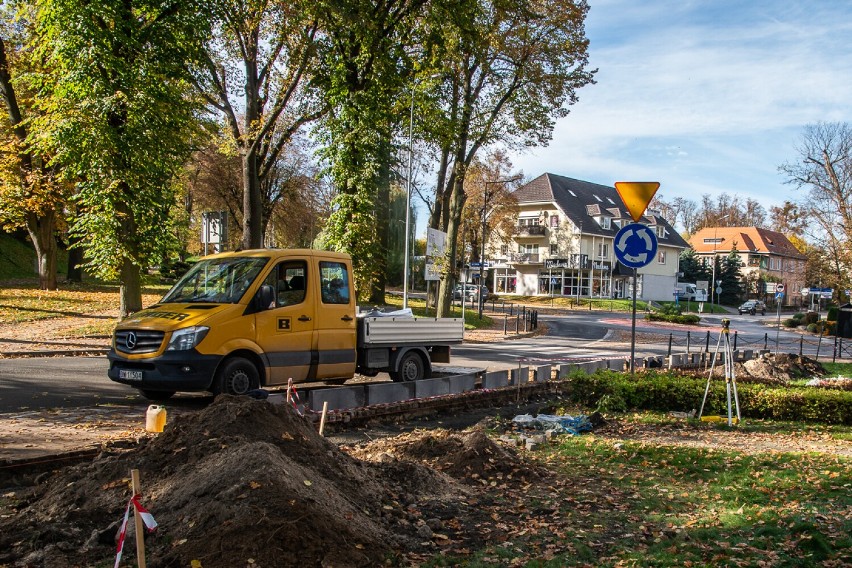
[
  {"xmin": 646, "ymin": 311, "xmax": 701, "ymax": 325},
  {"xmin": 562, "ymin": 369, "xmax": 852, "ymax": 424},
  {"xmin": 803, "ymin": 311, "xmax": 821, "ymax": 325},
  {"xmin": 792, "ymin": 313, "xmax": 805, "ymax": 322},
  {"xmin": 827, "ymin": 306, "xmax": 839, "ymax": 322},
  {"xmin": 782, "ymin": 318, "xmax": 799, "ymax": 328},
  {"xmin": 806, "ymin": 323, "xmax": 818, "ymax": 333}
]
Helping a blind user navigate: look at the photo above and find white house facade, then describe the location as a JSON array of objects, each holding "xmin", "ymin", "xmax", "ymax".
[{"xmin": 487, "ymin": 174, "xmax": 690, "ymax": 302}]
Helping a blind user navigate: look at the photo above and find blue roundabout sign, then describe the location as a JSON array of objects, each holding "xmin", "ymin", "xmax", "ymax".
[{"xmin": 614, "ymin": 223, "xmax": 658, "ymax": 269}]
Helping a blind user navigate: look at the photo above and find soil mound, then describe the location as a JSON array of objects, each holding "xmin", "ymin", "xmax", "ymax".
[
  {"xmin": 0, "ymin": 396, "xmax": 469, "ymax": 567},
  {"xmin": 741, "ymin": 353, "xmax": 826, "ymax": 382},
  {"xmin": 346, "ymin": 426, "xmax": 547, "ymax": 486}
]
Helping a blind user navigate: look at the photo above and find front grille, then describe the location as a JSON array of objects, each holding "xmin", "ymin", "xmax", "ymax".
[{"xmin": 114, "ymin": 329, "xmax": 165, "ymax": 354}]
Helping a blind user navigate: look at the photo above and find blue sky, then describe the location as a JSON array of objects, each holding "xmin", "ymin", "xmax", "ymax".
[{"xmin": 507, "ymin": 0, "xmax": 852, "ymax": 209}]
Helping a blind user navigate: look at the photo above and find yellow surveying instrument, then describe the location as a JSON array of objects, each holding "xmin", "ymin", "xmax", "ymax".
[{"xmin": 698, "ymin": 318, "xmax": 741, "ymax": 426}]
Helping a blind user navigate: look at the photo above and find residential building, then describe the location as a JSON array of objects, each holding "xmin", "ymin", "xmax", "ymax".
[
  {"xmin": 688, "ymin": 227, "xmax": 807, "ymax": 306},
  {"xmin": 487, "ymin": 174, "xmax": 690, "ymax": 302}
]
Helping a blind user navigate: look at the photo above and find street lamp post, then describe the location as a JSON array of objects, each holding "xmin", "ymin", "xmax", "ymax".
[
  {"xmin": 710, "ymin": 214, "xmax": 730, "ymax": 313},
  {"xmin": 402, "ymin": 88, "xmax": 416, "ymax": 310},
  {"xmin": 403, "ymin": 74, "xmax": 441, "ymax": 310},
  {"xmin": 479, "ymin": 176, "xmax": 520, "ymax": 318}
]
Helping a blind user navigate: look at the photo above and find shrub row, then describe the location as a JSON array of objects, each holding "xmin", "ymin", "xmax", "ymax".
[{"xmin": 561, "ymin": 370, "xmax": 852, "ymax": 425}]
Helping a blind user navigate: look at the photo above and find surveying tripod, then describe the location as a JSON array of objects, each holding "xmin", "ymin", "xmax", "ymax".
[{"xmin": 698, "ymin": 318, "xmax": 741, "ymax": 426}]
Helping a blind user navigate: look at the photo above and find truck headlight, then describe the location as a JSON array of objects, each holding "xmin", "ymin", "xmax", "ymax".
[{"xmin": 167, "ymin": 326, "xmax": 209, "ymax": 351}]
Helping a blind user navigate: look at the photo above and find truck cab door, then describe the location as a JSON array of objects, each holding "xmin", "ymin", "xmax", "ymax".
[
  {"xmin": 315, "ymin": 260, "xmax": 356, "ymax": 379},
  {"xmin": 255, "ymin": 259, "xmax": 315, "ymax": 385}
]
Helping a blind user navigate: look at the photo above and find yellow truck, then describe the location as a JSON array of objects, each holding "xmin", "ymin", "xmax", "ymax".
[{"xmin": 108, "ymin": 249, "xmax": 464, "ymax": 400}]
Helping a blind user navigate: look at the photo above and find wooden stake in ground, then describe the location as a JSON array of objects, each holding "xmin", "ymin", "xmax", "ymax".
[
  {"xmin": 319, "ymin": 401, "xmax": 329, "ymax": 436},
  {"xmin": 131, "ymin": 469, "xmax": 146, "ymax": 568}
]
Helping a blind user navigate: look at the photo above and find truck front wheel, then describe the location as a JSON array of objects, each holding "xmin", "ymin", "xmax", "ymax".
[
  {"xmin": 214, "ymin": 357, "xmax": 260, "ymax": 396},
  {"xmin": 391, "ymin": 351, "xmax": 429, "ymax": 382}
]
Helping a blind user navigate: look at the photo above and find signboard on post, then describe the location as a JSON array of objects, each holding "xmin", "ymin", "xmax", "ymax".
[
  {"xmin": 613, "ymin": 180, "xmax": 661, "ymax": 379},
  {"xmin": 425, "ymin": 228, "xmax": 447, "ymax": 282}
]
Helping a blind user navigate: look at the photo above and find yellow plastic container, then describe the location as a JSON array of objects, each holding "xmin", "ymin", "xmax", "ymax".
[{"xmin": 145, "ymin": 405, "xmax": 167, "ymax": 433}]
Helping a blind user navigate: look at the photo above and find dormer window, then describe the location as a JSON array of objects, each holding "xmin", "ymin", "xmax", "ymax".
[
  {"xmin": 600, "ymin": 217, "xmax": 611, "ymax": 229},
  {"xmin": 656, "ymin": 226, "xmax": 665, "ymax": 238}
]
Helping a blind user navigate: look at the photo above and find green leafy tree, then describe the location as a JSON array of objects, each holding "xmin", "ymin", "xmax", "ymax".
[
  {"xmin": 32, "ymin": 0, "xmax": 208, "ymax": 316},
  {"xmin": 193, "ymin": 0, "xmax": 326, "ymax": 250},
  {"xmin": 719, "ymin": 248, "xmax": 745, "ymax": 304},
  {"xmin": 315, "ymin": 0, "xmax": 426, "ymax": 302},
  {"xmin": 0, "ymin": 9, "xmax": 66, "ymax": 290},
  {"xmin": 678, "ymin": 248, "xmax": 710, "ymax": 284},
  {"xmin": 425, "ymin": 0, "xmax": 594, "ymax": 317}
]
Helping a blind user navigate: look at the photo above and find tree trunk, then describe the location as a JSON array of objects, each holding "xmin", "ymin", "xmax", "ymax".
[
  {"xmin": 66, "ymin": 235, "xmax": 84, "ymax": 282},
  {"xmin": 436, "ymin": 175, "xmax": 467, "ymax": 318},
  {"xmin": 241, "ymin": 150, "xmax": 263, "ymax": 249},
  {"xmin": 369, "ymin": 143, "xmax": 391, "ymax": 304},
  {"xmin": 119, "ymin": 256, "xmax": 143, "ymax": 318},
  {"xmin": 25, "ymin": 210, "xmax": 58, "ymax": 290}
]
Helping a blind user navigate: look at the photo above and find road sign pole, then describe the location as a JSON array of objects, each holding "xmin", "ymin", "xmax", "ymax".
[{"xmin": 630, "ymin": 267, "xmax": 638, "ymax": 378}]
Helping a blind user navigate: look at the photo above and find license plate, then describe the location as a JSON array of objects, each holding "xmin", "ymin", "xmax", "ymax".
[{"xmin": 119, "ymin": 369, "xmax": 143, "ymax": 381}]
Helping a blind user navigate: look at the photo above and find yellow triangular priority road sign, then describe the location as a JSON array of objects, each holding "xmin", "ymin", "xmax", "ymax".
[{"xmin": 614, "ymin": 181, "xmax": 660, "ymax": 222}]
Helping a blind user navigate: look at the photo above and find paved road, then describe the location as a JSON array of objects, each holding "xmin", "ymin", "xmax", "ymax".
[{"xmin": 0, "ymin": 310, "xmax": 840, "ymax": 413}]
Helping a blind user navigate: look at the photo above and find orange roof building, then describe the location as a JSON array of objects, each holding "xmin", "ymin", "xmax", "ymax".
[{"xmin": 688, "ymin": 227, "xmax": 807, "ymax": 305}]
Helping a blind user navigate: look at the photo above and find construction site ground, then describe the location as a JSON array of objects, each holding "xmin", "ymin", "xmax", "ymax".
[{"xmin": 1, "ymin": 307, "xmax": 851, "ymax": 566}]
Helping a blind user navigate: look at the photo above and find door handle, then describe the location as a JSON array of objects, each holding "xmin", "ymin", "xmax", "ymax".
[
  {"xmin": 341, "ymin": 315, "xmax": 353, "ymax": 322},
  {"xmin": 298, "ymin": 315, "xmax": 312, "ymax": 322}
]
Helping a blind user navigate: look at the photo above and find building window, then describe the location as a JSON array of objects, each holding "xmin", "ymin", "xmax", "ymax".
[
  {"xmin": 703, "ymin": 237, "xmax": 723, "ymax": 245},
  {"xmin": 500, "ymin": 244, "xmax": 508, "ymax": 256},
  {"xmin": 495, "ymin": 268, "xmax": 516, "ymax": 294},
  {"xmin": 550, "ymin": 244, "xmax": 558, "ymax": 255},
  {"xmin": 600, "ymin": 217, "xmax": 611, "ymax": 229},
  {"xmin": 656, "ymin": 226, "xmax": 665, "ymax": 238},
  {"xmin": 658, "ymin": 250, "xmax": 666, "ymax": 264},
  {"xmin": 596, "ymin": 242, "xmax": 608, "ymax": 259},
  {"xmin": 519, "ymin": 244, "xmax": 538, "ymax": 254}
]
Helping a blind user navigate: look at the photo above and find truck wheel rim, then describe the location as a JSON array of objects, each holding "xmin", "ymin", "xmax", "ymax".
[
  {"xmin": 402, "ymin": 358, "xmax": 419, "ymax": 381},
  {"xmin": 228, "ymin": 370, "xmax": 251, "ymax": 394}
]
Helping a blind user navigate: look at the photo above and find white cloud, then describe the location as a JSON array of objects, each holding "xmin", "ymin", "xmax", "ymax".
[{"xmin": 509, "ymin": 0, "xmax": 852, "ymax": 210}]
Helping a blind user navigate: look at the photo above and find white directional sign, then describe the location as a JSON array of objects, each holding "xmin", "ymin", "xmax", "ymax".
[{"xmin": 614, "ymin": 223, "xmax": 658, "ymax": 269}]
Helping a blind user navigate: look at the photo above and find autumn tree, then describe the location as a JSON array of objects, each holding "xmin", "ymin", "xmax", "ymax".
[
  {"xmin": 314, "ymin": 0, "xmax": 426, "ymax": 302},
  {"xmin": 424, "ymin": 0, "xmax": 594, "ymax": 317},
  {"xmin": 0, "ymin": 10, "xmax": 66, "ymax": 290},
  {"xmin": 780, "ymin": 121, "xmax": 852, "ymax": 298},
  {"xmin": 193, "ymin": 0, "xmax": 326, "ymax": 250},
  {"xmin": 32, "ymin": 0, "xmax": 208, "ymax": 316}
]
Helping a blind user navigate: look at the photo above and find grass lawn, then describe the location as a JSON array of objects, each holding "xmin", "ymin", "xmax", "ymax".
[{"xmin": 426, "ymin": 415, "xmax": 852, "ymax": 567}]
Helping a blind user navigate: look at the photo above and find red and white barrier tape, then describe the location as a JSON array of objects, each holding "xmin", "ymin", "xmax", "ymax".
[
  {"xmin": 286, "ymin": 378, "xmax": 303, "ymax": 416},
  {"xmin": 114, "ymin": 494, "xmax": 158, "ymax": 567}
]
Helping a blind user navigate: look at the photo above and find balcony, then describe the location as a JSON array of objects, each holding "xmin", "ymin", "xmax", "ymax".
[
  {"xmin": 509, "ymin": 252, "xmax": 541, "ymax": 264},
  {"xmin": 515, "ymin": 225, "xmax": 547, "ymax": 237}
]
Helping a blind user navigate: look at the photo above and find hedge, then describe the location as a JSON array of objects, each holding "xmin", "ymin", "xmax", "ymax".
[{"xmin": 561, "ymin": 370, "xmax": 852, "ymax": 425}]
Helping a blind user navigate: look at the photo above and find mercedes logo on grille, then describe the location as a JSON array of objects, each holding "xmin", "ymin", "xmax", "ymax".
[{"xmin": 125, "ymin": 332, "xmax": 138, "ymax": 350}]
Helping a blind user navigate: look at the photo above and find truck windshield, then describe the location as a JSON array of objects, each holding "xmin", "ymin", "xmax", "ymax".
[{"xmin": 160, "ymin": 257, "xmax": 269, "ymax": 304}]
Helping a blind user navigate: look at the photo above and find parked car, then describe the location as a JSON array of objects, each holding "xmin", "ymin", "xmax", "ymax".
[
  {"xmin": 453, "ymin": 284, "xmax": 488, "ymax": 301},
  {"xmin": 738, "ymin": 300, "xmax": 766, "ymax": 315}
]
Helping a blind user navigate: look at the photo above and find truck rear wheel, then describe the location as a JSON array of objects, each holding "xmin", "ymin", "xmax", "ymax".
[
  {"xmin": 391, "ymin": 351, "xmax": 429, "ymax": 382},
  {"xmin": 214, "ymin": 357, "xmax": 260, "ymax": 396}
]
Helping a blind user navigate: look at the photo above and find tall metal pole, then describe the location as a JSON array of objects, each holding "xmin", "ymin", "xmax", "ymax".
[
  {"xmin": 630, "ymin": 266, "xmax": 638, "ymax": 377},
  {"xmin": 479, "ymin": 185, "xmax": 489, "ymax": 319},
  {"xmin": 402, "ymin": 89, "xmax": 415, "ymax": 309}
]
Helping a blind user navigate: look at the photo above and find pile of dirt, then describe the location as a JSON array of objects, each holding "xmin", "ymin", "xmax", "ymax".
[
  {"xmin": 345, "ymin": 426, "xmax": 548, "ymax": 486},
  {"xmin": 698, "ymin": 353, "xmax": 826, "ymax": 384},
  {"xmin": 741, "ymin": 353, "xmax": 826, "ymax": 382},
  {"xmin": 0, "ymin": 396, "xmax": 501, "ymax": 567}
]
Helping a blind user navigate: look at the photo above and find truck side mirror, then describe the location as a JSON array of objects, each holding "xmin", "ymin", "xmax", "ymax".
[{"xmin": 257, "ymin": 284, "xmax": 275, "ymax": 310}]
